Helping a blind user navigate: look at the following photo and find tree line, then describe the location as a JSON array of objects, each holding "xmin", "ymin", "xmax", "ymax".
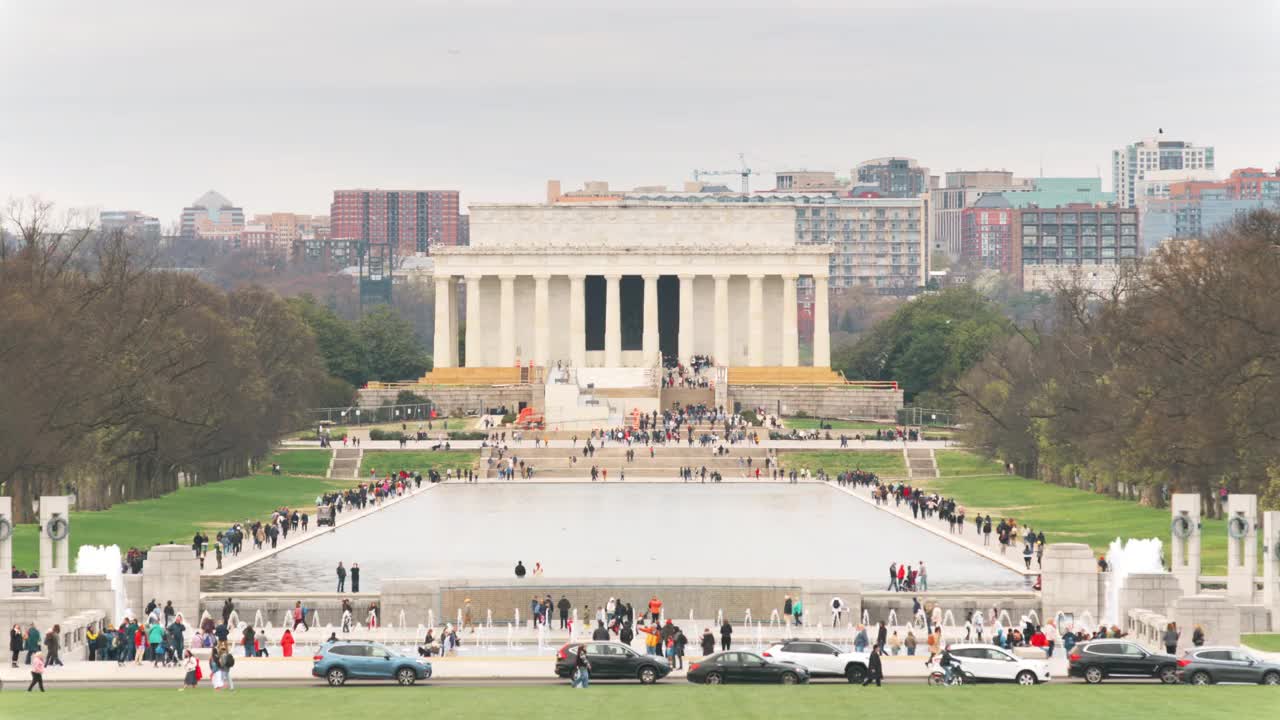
[{"xmin": 955, "ymin": 210, "xmax": 1280, "ymax": 511}]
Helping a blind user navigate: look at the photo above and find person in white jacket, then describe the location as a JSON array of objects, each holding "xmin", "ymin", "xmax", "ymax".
[{"xmin": 181, "ymin": 649, "xmax": 198, "ymax": 690}]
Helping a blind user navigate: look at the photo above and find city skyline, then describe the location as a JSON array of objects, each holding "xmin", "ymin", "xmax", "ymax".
[{"xmin": 2, "ymin": 1, "xmax": 1279, "ymax": 221}]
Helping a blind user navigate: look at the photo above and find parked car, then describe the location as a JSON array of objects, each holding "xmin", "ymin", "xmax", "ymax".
[
  {"xmin": 1176, "ymin": 646, "xmax": 1280, "ymax": 685},
  {"xmin": 687, "ymin": 651, "xmax": 810, "ymax": 685},
  {"xmin": 762, "ymin": 640, "xmax": 869, "ymax": 683},
  {"xmin": 312, "ymin": 640, "xmax": 432, "ymax": 686},
  {"xmin": 1067, "ymin": 640, "xmax": 1178, "ymax": 684},
  {"xmin": 943, "ymin": 644, "xmax": 1050, "ymax": 685},
  {"xmin": 554, "ymin": 642, "xmax": 671, "ymax": 684}
]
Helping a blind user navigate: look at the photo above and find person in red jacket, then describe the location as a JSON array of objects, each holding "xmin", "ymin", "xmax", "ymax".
[
  {"xmin": 281, "ymin": 629, "xmax": 295, "ymax": 657},
  {"xmin": 647, "ymin": 596, "xmax": 663, "ymax": 624}
]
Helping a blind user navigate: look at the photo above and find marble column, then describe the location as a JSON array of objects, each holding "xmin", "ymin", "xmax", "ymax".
[
  {"xmin": 713, "ymin": 274, "xmax": 730, "ymax": 365},
  {"xmin": 533, "ymin": 274, "xmax": 550, "ymax": 367},
  {"xmin": 605, "ymin": 274, "xmax": 622, "ymax": 367},
  {"xmin": 642, "ymin": 274, "xmax": 659, "ymax": 366},
  {"xmin": 0, "ymin": 497, "xmax": 11, "ymax": 597},
  {"xmin": 569, "ymin": 274, "xmax": 586, "ymax": 367},
  {"xmin": 782, "ymin": 273, "xmax": 799, "ymax": 366},
  {"xmin": 678, "ymin": 274, "xmax": 694, "ymax": 363},
  {"xmin": 433, "ymin": 275, "xmax": 453, "ymax": 368},
  {"xmin": 812, "ymin": 273, "xmax": 830, "ymax": 368},
  {"xmin": 464, "ymin": 275, "xmax": 482, "ymax": 367},
  {"xmin": 447, "ymin": 278, "xmax": 459, "ymax": 368},
  {"xmin": 499, "ymin": 274, "xmax": 516, "ymax": 366},
  {"xmin": 748, "ymin": 274, "xmax": 764, "ymax": 366}
]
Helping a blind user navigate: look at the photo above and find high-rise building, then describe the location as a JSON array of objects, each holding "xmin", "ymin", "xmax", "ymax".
[
  {"xmin": 330, "ymin": 189, "xmax": 460, "ymax": 257},
  {"xmin": 99, "ymin": 210, "xmax": 161, "ymax": 244},
  {"xmin": 458, "ymin": 214, "xmax": 470, "ymax": 246},
  {"xmin": 249, "ymin": 212, "xmax": 329, "ymax": 242},
  {"xmin": 1140, "ymin": 167, "xmax": 1280, "ymax": 251},
  {"xmin": 180, "ymin": 190, "xmax": 245, "ymax": 242},
  {"xmin": 1017, "ymin": 204, "xmax": 1140, "ymax": 291},
  {"xmin": 960, "ymin": 195, "xmax": 1019, "ymax": 275},
  {"xmin": 932, "ymin": 171, "xmax": 1032, "ymax": 260},
  {"xmin": 1112, "ymin": 136, "xmax": 1214, "ymax": 208},
  {"xmin": 854, "ymin": 157, "xmax": 936, "ymax": 198}
]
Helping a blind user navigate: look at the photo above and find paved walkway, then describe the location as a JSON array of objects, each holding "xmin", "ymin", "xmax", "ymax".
[
  {"xmin": 203, "ymin": 484, "xmax": 440, "ymax": 578},
  {"xmin": 285, "ymin": 439, "xmax": 959, "ymax": 451},
  {"xmin": 826, "ymin": 481, "xmax": 1037, "ymax": 578}
]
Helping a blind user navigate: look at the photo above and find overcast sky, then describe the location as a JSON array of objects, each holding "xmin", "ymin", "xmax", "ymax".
[{"xmin": 2, "ymin": 0, "xmax": 1278, "ymax": 223}]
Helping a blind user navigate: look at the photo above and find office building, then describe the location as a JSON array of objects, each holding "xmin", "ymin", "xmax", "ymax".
[
  {"xmin": 99, "ymin": 210, "xmax": 161, "ymax": 244},
  {"xmin": 854, "ymin": 157, "xmax": 936, "ymax": 198},
  {"xmin": 179, "ymin": 190, "xmax": 245, "ymax": 242},
  {"xmin": 932, "ymin": 171, "xmax": 1032, "ymax": 259},
  {"xmin": 329, "ymin": 189, "xmax": 461, "ymax": 257},
  {"xmin": 1140, "ymin": 167, "xmax": 1280, "ymax": 250},
  {"xmin": 1113, "ymin": 136, "xmax": 1214, "ymax": 208},
  {"xmin": 1017, "ymin": 204, "xmax": 1140, "ymax": 291}
]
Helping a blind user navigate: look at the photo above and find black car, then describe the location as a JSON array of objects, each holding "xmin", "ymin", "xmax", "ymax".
[
  {"xmin": 554, "ymin": 642, "xmax": 671, "ymax": 684},
  {"xmin": 687, "ymin": 651, "xmax": 811, "ymax": 685},
  {"xmin": 1176, "ymin": 647, "xmax": 1280, "ymax": 685},
  {"xmin": 1067, "ymin": 640, "xmax": 1179, "ymax": 684}
]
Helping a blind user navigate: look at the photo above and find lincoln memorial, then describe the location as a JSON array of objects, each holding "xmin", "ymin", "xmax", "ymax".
[{"xmin": 429, "ymin": 203, "xmax": 833, "ymax": 370}]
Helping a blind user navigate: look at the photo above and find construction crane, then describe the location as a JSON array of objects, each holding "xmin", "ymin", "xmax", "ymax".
[{"xmin": 693, "ymin": 153, "xmax": 759, "ymax": 194}]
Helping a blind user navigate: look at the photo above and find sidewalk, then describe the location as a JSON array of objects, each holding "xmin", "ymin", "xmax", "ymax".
[
  {"xmin": 203, "ymin": 483, "xmax": 440, "ymax": 578},
  {"xmin": 284, "ymin": 439, "xmax": 959, "ymax": 451}
]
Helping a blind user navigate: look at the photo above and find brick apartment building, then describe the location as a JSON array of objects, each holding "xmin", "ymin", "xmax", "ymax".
[{"xmin": 329, "ymin": 189, "xmax": 461, "ymax": 257}]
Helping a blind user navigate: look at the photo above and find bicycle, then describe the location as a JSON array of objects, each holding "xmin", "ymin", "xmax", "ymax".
[{"xmin": 927, "ymin": 660, "xmax": 974, "ymax": 686}]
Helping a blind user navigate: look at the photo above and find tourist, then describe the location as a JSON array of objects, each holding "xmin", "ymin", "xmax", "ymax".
[
  {"xmin": 888, "ymin": 631, "xmax": 901, "ymax": 655},
  {"xmin": 791, "ymin": 597, "xmax": 803, "ymax": 626},
  {"xmin": 41, "ymin": 624, "xmax": 62, "ymax": 667},
  {"xmin": 219, "ymin": 643, "xmax": 236, "ymax": 691},
  {"xmin": 905, "ymin": 630, "xmax": 917, "ymax": 656},
  {"xmin": 292, "ymin": 601, "xmax": 307, "ymax": 631},
  {"xmin": 209, "ymin": 643, "xmax": 223, "ymax": 689},
  {"xmin": 887, "ymin": 563, "xmax": 898, "ymax": 592},
  {"xmin": 570, "ymin": 645, "xmax": 591, "ymax": 689},
  {"xmin": 1042, "ymin": 621, "xmax": 1059, "ymax": 657},
  {"xmin": 719, "ymin": 619, "xmax": 732, "ymax": 651},
  {"xmin": 783, "ymin": 594, "xmax": 793, "ymax": 619},
  {"xmin": 242, "ymin": 624, "xmax": 256, "ymax": 657},
  {"xmin": 1023, "ymin": 543, "xmax": 1033, "ymax": 569},
  {"xmin": 10, "ymin": 624, "xmax": 22, "ymax": 667},
  {"xmin": 558, "ymin": 595, "xmax": 571, "ymax": 629},
  {"xmin": 27, "ymin": 650, "xmax": 46, "ymax": 692},
  {"xmin": 1192, "ymin": 625, "xmax": 1205, "ymax": 647},
  {"xmin": 515, "ymin": 560, "xmax": 526, "ymax": 578},
  {"xmin": 351, "ymin": 562, "xmax": 361, "ymax": 593},
  {"xmin": 830, "ymin": 597, "xmax": 845, "ymax": 627},
  {"xmin": 862, "ymin": 645, "xmax": 883, "ymax": 687},
  {"xmin": 533, "ymin": 562, "xmax": 543, "ymax": 576},
  {"xmin": 876, "ymin": 621, "xmax": 888, "ymax": 650},
  {"xmin": 648, "ymin": 595, "xmax": 663, "ymax": 624},
  {"xmin": 181, "ymin": 649, "xmax": 199, "ymax": 690},
  {"xmin": 169, "ymin": 614, "xmax": 186, "ymax": 660},
  {"xmin": 463, "ymin": 599, "xmax": 474, "ymax": 633},
  {"xmin": 854, "ymin": 625, "xmax": 869, "ymax": 653},
  {"xmin": 592, "ymin": 621, "xmax": 609, "ymax": 641},
  {"xmin": 918, "ymin": 562, "xmax": 928, "ymax": 591},
  {"xmin": 281, "ymin": 628, "xmax": 295, "ymax": 657},
  {"xmin": 1162, "ymin": 622, "xmax": 1180, "ymax": 654},
  {"xmin": 24, "ymin": 623, "xmax": 41, "ymax": 665},
  {"xmin": 336, "ymin": 562, "xmax": 347, "ymax": 592}
]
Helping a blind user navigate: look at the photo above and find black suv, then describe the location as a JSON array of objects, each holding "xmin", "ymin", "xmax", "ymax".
[
  {"xmin": 1068, "ymin": 640, "xmax": 1178, "ymax": 684},
  {"xmin": 554, "ymin": 642, "xmax": 672, "ymax": 684}
]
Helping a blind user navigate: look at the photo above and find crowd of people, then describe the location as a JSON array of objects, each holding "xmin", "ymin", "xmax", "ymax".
[{"xmin": 661, "ymin": 355, "xmax": 716, "ymax": 388}]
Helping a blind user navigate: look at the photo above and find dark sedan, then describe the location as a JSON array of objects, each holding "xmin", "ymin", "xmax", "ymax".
[
  {"xmin": 687, "ymin": 651, "xmax": 810, "ymax": 685},
  {"xmin": 1176, "ymin": 647, "xmax": 1280, "ymax": 685},
  {"xmin": 1067, "ymin": 640, "xmax": 1179, "ymax": 684},
  {"xmin": 554, "ymin": 642, "xmax": 671, "ymax": 684}
]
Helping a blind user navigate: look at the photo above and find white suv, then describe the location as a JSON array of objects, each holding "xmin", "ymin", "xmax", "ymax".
[
  {"xmin": 946, "ymin": 643, "xmax": 1051, "ymax": 685},
  {"xmin": 762, "ymin": 640, "xmax": 870, "ymax": 683}
]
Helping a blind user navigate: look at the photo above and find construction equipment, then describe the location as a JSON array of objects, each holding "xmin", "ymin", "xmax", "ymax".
[{"xmin": 693, "ymin": 153, "xmax": 759, "ymax": 194}]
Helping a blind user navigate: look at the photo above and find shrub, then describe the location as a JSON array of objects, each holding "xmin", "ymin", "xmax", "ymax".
[
  {"xmin": 448, "ymin": 431, "xmax": 488, "ymax": 441},
  {"xmin": 368, "ymin": 428, "xmax": 404, "ymax": 441},
  {"xmin": 500, "ymin": 412, "xmax": 517, "ymax": 425}
]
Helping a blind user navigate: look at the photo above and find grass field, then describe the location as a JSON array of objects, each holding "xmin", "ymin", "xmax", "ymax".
[
  {"xmin": 923, "ymin": 472, "xmax": 1236, "ymax": 575},
  {"xmin": 0, "ymin": 685, "xmax": 1260, "ymax": 720},
  {"xmin": 263, "ymin": 449, "xmax": 334, "ymax": 477},
  {"xmin": 9, "ymin": 475, "xmax": 350, "ymax": 573},
  {"xmin": 935, "ymin": 450, "xmax": 1005, "ymax": 476},
  {"xmin": 782, "ymin": 417, "xmax": 892, "ymax": 431},
  {"xmin": 1244, "ymin": 634, "xmax": 1280, "ymax": 652},
  {"xmin": 359, "ymin": 450, "xmax": 481, "ymax": 477},
  {"xmin": 779, "ymin": 450, "xmax": 906, "ymax": 477}
]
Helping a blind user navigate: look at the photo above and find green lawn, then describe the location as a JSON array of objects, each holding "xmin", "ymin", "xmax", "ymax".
[
  {"xmin": 263, "ymin": 449, "xmax": 333, "ymax": 477},
  {"xmin": 359, "ymin": 450, "xmax": 480, "ymax": 477},
  {"xmin": 8, "ymin": 475, "xmax": 350, "ymax": 573},
  {"xmin": 935, "ymin": 450, "xmax": 1005, "ymax": 476},
  {"xmin": 779, "ymin": 450, "xmax": 906, "ymax": 477},
  {"xmin": 1244, "ymin": 634, "xmax": 1280, "ymax": 652},
  {"xmin": 783, "ymin": 417, "xmax": 892, "ymax": 431},
  {"xmin": 924, "ymin": 473, "xmax": 1237, "ymax": 575},
  {"xmin": 0, "ymin": 685, "xmax": 1259, "ymax": 720}
]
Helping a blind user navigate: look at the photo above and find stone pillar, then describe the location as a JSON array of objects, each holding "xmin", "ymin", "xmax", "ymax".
[
  {"xmin": 464, "ymin": 275, "xmax": 482, "ymax": 367},
  {"xmin": 748, "ymin": 274, "xmax": 764, "ymax": 366},
  {"xmin": 1172, "ymin": 595, "xmax": 1241, "ymax": 649},
  {"xmin": 1040, "ymin": 543, "xmax": 1100, "ymax": 628},
  {"xmin": 1263, "ymin": 511, "xmax": 1280, "ymax": 628},
  {"xmin": 433, "ymin": 276, "xmax": 453, "ymax": 368},
  {"xmin": 0, "ymin": 496, "xmax": 12, "ymax": 597},
  {"xmin": 447, "ymin": 278, "xmax": 459, "ymax": 367},
  {"xmin": 38, "ymin": 496, "xmax": 71, "ymax": 583},
  {"xmin": 569, "ymin": 274, "xmax": 586, "ymax": 367},
  {"xmin": 1227, "ymin": 493, "xmax": 1259, "ymax": 602},
  {"xmin": 1171, "ymin": 493, "xmax": 1202, "ymax": 596},
  {"xmin": 499, "ymin": 274, "xmax": 516, "ymax": 366},
  {"xmin": 781, "ymin": 273, "xmax": 799, "ymax": 367},
  {"xmin": 605, "ymin": 274, "xmax": 622, "ymax": 367},
  {"xmin": 533, "ymin": 274, "xmax": 550, "ymax": 367},
  {"xmin": 812, "ymin": 274, "xmax": 830, "ymax": 368},
  {"xmin": 141, "ymin": 545, "xmax": 201, "ymax": 622},
  {"xmin": 677, "ymin": 274, "xmax": 694, "ymax": 363},
  {"xmin": 713, "ymin": 274, "xmax": 729, "ymax": 365},
  {"xmin": 642, "ymin": 274, "xmax": 659, "ymax": 366}
]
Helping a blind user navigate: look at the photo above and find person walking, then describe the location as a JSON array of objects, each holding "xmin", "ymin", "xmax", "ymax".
[
  {"xmin": 862, "ymin": 645, "xmax": 883, "ymax": 687},
  {"xmin": 220, "ymin": 644, "xmax": 236, "ymax": 691},
  {"xmin": 720, "ymin": 620, "xmax": 732, "ymax": 651},
  {"xmin": 336, "ymin": 562, "xmax": 347, "ymax": 592},
  {"xmin": 876, "ymin": 621, "xmax": 888, "ymax": 651},
  {"xmin": 701, "ymin": 628, "xmax": 715, "ymax": 656},
  {"xmin": 181, "ymin": 649, "xmax": 198, "ymax": 690},
  {"xmin": 887, "ymin": 563, "xmax": 898, "ymax": 592},
  {"xmin": 24, "ymin": 624, "xmax": 41, "ymax": 665},
  {"xmin": 792, "ymin": 597, "xmax": 804, "ymax": 627},
  {"xmin": 351, "ymin": 563, "xmax": 361, "ymax": 593},
  {"xmin": 27, "ymin": 651, "xmax": 46, "ymax": 692},
  {"xmin": 570, "ymin": 645, "xmax": 591, "ymax": 689},
  {"xmin": 11, "ymin": 624, "xmax": 23, "ymax": 667},
  {"xmin": 1162, "ymin": 622, "xmax": 1180, "ymax": 655}
]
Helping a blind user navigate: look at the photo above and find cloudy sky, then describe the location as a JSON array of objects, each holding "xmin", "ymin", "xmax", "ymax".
[{"xmin": 2, "ymin": 0, "xmax": 1278, "ymax": 223}]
